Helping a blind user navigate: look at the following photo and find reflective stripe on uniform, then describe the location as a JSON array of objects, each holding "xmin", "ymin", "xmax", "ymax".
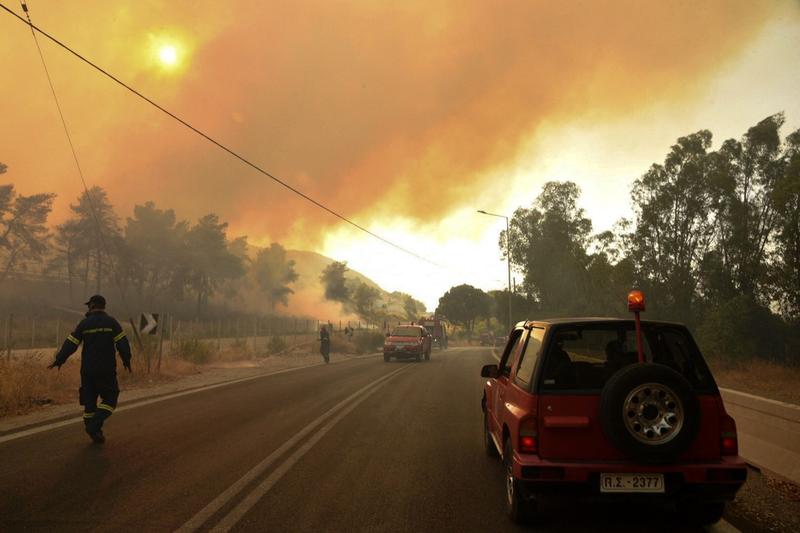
[
  {"xmin": 98, "ymin": 403, "xmax": 115, "ymax": 412},
  {"xmin": 67, "ymin": 335, "xmax": 80, "ymax": 345},
  {"xmin": 84, "ymin": 328, "xmax": 114, "ymax": 334},
  {"xmin": 114, "ymin": 331, "xmax": 126, "ymax": 342},
  {"xmin": 83, "ymin": 413, "xmax": 95, "ymax": 419}
]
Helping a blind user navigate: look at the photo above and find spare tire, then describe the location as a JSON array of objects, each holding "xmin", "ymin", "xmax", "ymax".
[{"xmin": 599, "ymin": 363, "xmax": 699, "ymax": 464}]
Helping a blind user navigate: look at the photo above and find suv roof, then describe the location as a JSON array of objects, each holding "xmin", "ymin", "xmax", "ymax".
[
  {"xmin": 391, "ymin": 325, "xmax": 426, "ymax": 331},
  {"xmin": 517, "ymin": 317, "xmax": 686, "ymax": 328}
]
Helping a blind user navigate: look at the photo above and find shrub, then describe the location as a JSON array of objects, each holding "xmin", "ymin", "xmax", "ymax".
[
  {"xmin": 172, "ymin": 338, "xmax": 213, "ymax": 364},
  {"xmin": 696, "ymin": 296, "xmax": 788, "ymax": 364},
  {"xmin": 230, "ymin": 337, "xmax": 250, "ymax": 356},
  {"xmin": 353, "ymin": 331, "xmax": 385, "ymax": 354},
  {"xmin": 329, "ymin": 334, "xmax": 356, "ymax": 354},
  {"xmin": 267, "ymin": 336, "xmax": 288, "ymax": 355}
]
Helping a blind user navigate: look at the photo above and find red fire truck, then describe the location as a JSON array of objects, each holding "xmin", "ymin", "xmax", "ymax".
[{"xmin": 419, "ymin": 316, "xmax": 448, "ymax": 350}]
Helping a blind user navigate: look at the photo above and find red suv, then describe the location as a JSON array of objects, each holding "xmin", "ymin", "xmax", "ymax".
[
  {"xmin": 384, "ymin": 325, "xmax": 432, "ymax": 362},
  {"xmin": 481, "ymin": 299, "xmax": 746, "ymax": 526}
]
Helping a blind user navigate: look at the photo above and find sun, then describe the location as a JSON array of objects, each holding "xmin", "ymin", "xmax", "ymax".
[{"xmin": 158, "ymin": 44, "xmax": 179, "ymax": 67}]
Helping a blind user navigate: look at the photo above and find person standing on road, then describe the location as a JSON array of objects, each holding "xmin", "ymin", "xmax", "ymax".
[
  {"xmin": 319, "ymin": 325, "xmax": 330, "ymax": 364},
  {"xmin": 48, "ymin": 295, "xmax": 132, "ymax": 444}
]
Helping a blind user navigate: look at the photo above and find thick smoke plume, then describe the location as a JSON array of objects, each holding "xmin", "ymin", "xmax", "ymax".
[{"xmin": 0, "ymin": 0, "xmax": 782, "ymax": 246}]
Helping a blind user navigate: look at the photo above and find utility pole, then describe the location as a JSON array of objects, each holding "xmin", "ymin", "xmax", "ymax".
[{"xmin": 478, "ymin": 210, "xmax": 513, "ymax": 333}]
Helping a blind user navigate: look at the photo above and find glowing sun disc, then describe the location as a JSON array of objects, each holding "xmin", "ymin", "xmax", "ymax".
[{"xmin": 158, "ymin": 45, "xmax": 178, "ymax": 66}]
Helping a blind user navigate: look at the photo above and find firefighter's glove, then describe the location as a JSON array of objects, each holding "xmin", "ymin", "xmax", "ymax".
[
  {"xmin": 123, "ymin": 361, "xmax": 132, "ymax": 373},
  {"xmin": 47, "ymin": 360, "xmax": 61, "ymax": 370}
]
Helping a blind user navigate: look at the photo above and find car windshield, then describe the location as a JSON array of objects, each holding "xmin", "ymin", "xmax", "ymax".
[
  {"xmin": 538, "ymin": 323, "xmax": 716, "ymax": 392},
  {"xmin": 391, "ymin": 327, "xmax": 422, "ymax": 337}
]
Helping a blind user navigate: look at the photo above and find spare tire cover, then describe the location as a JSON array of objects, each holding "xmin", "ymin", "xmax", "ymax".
[{"xmin": 599, "ymin": 363, "xmax": 700, "ymax": 464}]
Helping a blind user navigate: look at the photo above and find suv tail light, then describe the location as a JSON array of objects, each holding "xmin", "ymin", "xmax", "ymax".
[
  {"xmin": 519, "ymin": 416, "xmax": 538, "ymax": 454},
  {"xmin": 720, "ymin": 413, "xmax": 738, "ymax": 456}
]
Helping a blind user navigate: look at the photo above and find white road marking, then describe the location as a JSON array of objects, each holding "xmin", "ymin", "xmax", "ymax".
[
  {"xmin": 176, "ymin": 364, "xmax": 411, "ymax": 532},
  {"xmin": 0, "ymin": 354, "xmax": 379, "ymax": 445}
]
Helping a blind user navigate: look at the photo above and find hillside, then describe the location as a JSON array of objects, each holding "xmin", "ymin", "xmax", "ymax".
[{"xmin": 284, "ymin": 250, "xmax": 425, "ymax": 323}]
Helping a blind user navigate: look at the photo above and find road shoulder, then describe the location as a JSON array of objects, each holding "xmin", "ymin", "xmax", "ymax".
[{"xmin": 0, "ymin": 352, "xmax": 379, "ymax": 435}]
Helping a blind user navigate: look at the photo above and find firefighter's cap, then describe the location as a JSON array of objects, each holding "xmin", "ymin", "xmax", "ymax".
[{"xmin": 84, "ymin": 294, "xmax": 106, "ymax": 308}]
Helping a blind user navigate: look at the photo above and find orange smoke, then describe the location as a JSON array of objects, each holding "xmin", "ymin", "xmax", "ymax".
[{"xmin": 0, "ymin": 0, "xmax": 786, "ymax": 245}]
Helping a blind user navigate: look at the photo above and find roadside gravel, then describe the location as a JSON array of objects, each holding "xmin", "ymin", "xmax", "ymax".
[{"xmin": 726, "ymin": 466, "xmax": 800, "ymax": 533}]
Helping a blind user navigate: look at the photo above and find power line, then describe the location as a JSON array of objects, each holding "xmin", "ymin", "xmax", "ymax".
[
  {"xmin": 17, "ymin": 0, "xmax": 128, "ymax": 302},
  {"xmin": 0, "ymin": 2, "xmax": 440, "ymax": 268}
]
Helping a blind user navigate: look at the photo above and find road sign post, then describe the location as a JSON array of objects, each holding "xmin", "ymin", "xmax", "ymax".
[
  {"xmin": 157, "ymin": 313, "xmax": 165, "ymax": 372},
  {"xmin": 4, "ymin": 314, "xmax": 12, "ymax": 361}
]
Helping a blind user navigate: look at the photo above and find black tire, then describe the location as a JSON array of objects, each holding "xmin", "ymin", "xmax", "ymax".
[
  {"xmin": 677, "ymin": 501, "xmax": 725, "ymax": 527},
  {"xmin": 600, "ymin": 363, "xmax": 700, "ymax": 464},
  {"xmin": 484, "ymin": 412, "xmax": 499, "ymax": 458},
  {"xmin": 503, "ymin": 438, "xmax": 533, "ymax": 523}
]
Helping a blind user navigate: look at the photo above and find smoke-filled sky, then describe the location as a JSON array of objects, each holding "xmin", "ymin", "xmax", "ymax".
[{"xmin": 2, "ymin": 1, "xmax": 799, "ymax": 310}]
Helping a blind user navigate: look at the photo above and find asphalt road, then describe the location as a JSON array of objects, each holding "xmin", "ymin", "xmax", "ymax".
[{"xmin": 0, "ymin": 347, "xmax": 734, "ymax": 532}]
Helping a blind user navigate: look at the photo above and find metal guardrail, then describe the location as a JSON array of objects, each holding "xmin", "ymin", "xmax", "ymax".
[{"xmin": 721, "ymin": 388, "xmax": 800, "ymax": 484}]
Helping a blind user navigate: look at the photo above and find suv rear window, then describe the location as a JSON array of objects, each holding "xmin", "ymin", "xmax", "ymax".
[
  {"xmin": 392, "ymin": 327, "xmax": 423, "ymax": 337},
  {"xmin": 539, "ymin": 323, "xmax": 715, "ymax": 392}
]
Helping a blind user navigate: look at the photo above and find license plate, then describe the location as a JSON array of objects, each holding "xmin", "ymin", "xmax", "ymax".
[{"xmin": 600, "ymin": 473, "xmax": 664, "ymax": 493}]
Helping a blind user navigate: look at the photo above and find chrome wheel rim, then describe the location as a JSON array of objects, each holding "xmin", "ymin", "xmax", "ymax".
[
  {"xmin": 503, "ymin": 446, "xmax": 514, "ymax": 507},
  {"xmin": 622, "ymin": 382, "xmax": 683, "ymax": 445},
  {"xmin": 506, "ymin": 461, "xmax": 514, "ymax": 506}
]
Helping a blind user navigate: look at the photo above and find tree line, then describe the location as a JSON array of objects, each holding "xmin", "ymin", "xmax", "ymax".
[
  {"xmin": 319, "ymin": 260, "xmax": 425, "ymax": 324},
  {"xmin": 0, "ymin": 164, "xmax": 426, "ymax": 323},
  {"xmin": 436, "ymin": 113, "xmax": 800, "ymax": 363},
  {"xmin": 0, "ymin": 170, "xmax": 298, "ymax": 316}
]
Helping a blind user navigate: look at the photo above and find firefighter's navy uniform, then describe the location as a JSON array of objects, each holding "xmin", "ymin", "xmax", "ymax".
[{"xmin": 52, "ymin": 306, "xmax": 132, "ymax": 439}]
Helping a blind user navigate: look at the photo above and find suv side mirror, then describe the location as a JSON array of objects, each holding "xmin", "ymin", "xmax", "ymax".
[{"xmin": 481, "ymin": 364, "xmax": 499, "ymax": 378}]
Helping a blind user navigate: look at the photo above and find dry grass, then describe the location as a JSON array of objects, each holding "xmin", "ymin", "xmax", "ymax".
[
  {"xmin": 0, "ymin": 333, "xmax": 346, "ymax": 418},
  {"xmin": 0, "ymin": 352, "xmax": 205, "ymax": 417},
  {"xmin": 0, "ymin": 352, "xmax": 80, "ymax": 416},
  {"xmin": 707, "ymin": 357, "xmax": 800, "ymax": 405}
]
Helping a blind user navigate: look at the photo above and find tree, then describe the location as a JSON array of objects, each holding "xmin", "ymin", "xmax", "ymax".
[
  {"xmin": 320, "ymin": 261, "xmax": 350, "ymax": 302},
  {"xmin": 403, "ymin": 294, "xmax": 420, "ymax": 321},
  {"xmin": 55, "ymin": 186, "xmax": 122, "ymax": 295},
  {"xmin": 772, "ymin": 128, "xmax": 800, "ymax": 319},
  {"xmin": 0, "ymin": 176, "xmax": 55, "ymax": 283},
  {"xmin": 436, "ymin": 284, "xmax": 491, "ymax": 332},
  {"xmin": 585, "ymin": 222, "xmax": 636, "ymax": 316},
  {"xmin": 253, "ymin": 243, "xmax": 299, "ymax": 310},
  {"xmin": 185, "ymin": 214, "xmax": 245, "ymax": 314},
  {"xmin": 503, "ymin": 181, "xmax": 593, "ymax": 315},
  {"xmin": 353, "ymin": 282, "xmax": 380, "ymax": 321},
  {"xmin": 123, "ymin": 201, "xmax": 189, "ymax": 305},
  {"xmin": 488, "ymin": 289, "xmax": 537, "ymax": 331},
  {"xmin": 630, "ymin": 131, "xmax": 717, "ymax": 323},
  {"xmin": 709, "ymin": 113, "xmax": 787, "ymax": 303}
]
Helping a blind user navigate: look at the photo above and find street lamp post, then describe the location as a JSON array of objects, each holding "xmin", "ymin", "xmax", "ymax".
[{"xmin": 477, "ymin": 210, "xmax": 512, "ymax": 334}]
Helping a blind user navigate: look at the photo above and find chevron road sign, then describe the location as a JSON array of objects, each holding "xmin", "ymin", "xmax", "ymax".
[{"xmin": 139, "ymin": 313, "xmax": 159, "ymax": 335}]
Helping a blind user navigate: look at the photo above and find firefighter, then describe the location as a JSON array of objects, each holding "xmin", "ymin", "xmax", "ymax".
[
  {"xmin": 319, "ymin": 325, "xmax": 330, "ymax": 364},
  {"xmin": 48, "ymin": 295, "xmax": 132, "ymax": 444}
]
